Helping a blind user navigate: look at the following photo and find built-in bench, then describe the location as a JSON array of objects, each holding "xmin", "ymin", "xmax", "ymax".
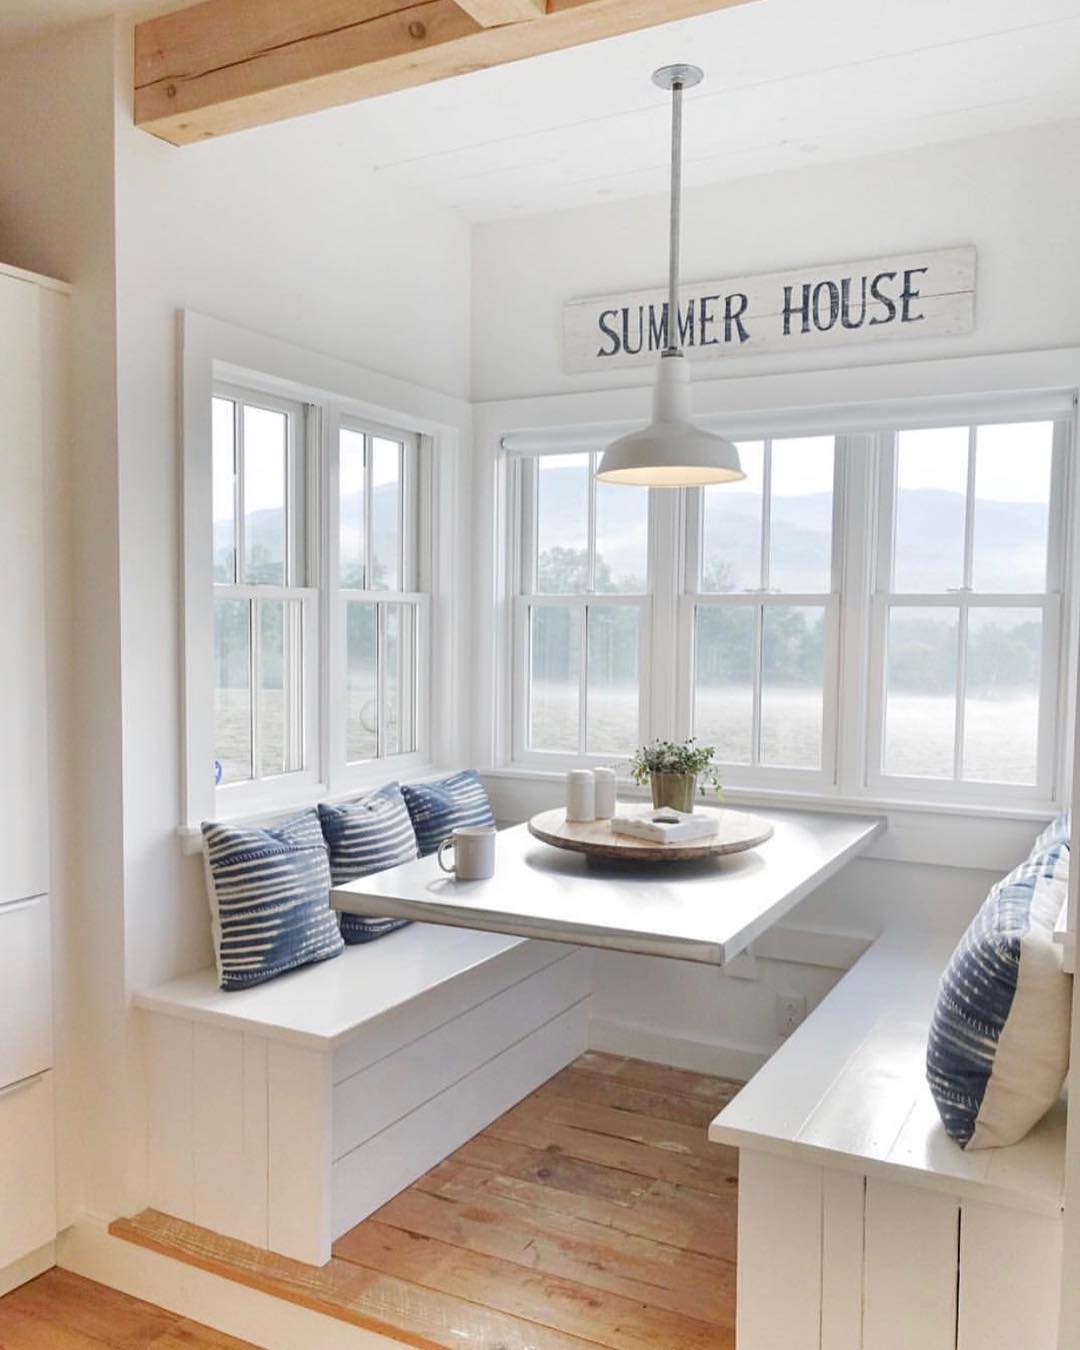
[
  {"xmin": 134, "ymin": 925, "xmax": 591, "ymax": 1265},
  {"xmin": 709, "ymin": 927, "xmax": 1067, "ymax": 1350}
]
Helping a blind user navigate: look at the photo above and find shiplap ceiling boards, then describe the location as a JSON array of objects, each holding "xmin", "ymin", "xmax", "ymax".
[
  {"xmin": 296, "ymin": 0, "xmax": 1080, "ymax": 219},
  {"xmin": 131, "ymin": 0, "xmax": 759, "ymax": 145}
]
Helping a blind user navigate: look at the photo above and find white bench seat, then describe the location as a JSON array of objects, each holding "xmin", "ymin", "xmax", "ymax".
[
  {"xmin": 134, "ymin": 925, "xmax": 591, "ymax": 1265},
  {"xmin": 710, "ymin": 927, "xmax": 1066, "ymax": 1350}
]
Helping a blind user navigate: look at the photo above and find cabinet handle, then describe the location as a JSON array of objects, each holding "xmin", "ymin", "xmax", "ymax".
[
  {"xmin": 0, "ymin": 893, "xmax": 44, "ymax": 915},
  {"xmin": 0, "ymin": 1071, "xmax": 47, "ymax": 1102}
]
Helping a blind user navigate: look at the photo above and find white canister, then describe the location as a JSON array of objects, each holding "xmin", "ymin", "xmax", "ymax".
[
  {"xmin": 593, "ymin": 767, "xmax": 617, "ymax": 819},
  {"xmin": 566, "ymin": 769, "xmax": 596, "ymax": 822}
]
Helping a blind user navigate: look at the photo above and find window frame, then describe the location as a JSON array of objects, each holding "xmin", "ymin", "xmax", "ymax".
[
  {"xmin": 677, "ymin": 436, "xmax": 845, "ymax": 792},
  {"xmin": 499, "ymin": 394, "xmax": 1076, "ymax": 816},
  {"xmin": 510, "ymin": 450, "xmax": 653, "ymax": 769},
  {"xmin": 210, "ymin": 384, "xmax": 321, "ymax": 814},
  {"xmin": 326, "ymin": 409, "xmax": 431, "ymax": 796},
  {"xmin": 865, "ymin": 417, "xmax": 1070, "ymax": 806}
]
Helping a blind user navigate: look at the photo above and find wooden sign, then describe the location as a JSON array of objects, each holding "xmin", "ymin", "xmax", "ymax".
[{"xmin": 563, "ymin": 246, "xmax": 976, "ymax": 373}]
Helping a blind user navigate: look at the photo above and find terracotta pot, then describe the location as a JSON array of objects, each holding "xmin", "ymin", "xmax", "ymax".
[{"xmin": 650, "ymin": 771, "xmax": 697, "ymax": 813}]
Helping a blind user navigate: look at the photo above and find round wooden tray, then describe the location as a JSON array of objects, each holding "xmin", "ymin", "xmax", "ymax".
[{"xmin": 527, "ymin": 806, "xmax": 774, "ymax": 862}]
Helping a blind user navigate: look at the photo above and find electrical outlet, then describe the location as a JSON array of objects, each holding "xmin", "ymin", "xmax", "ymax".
[{"xmin": 775, "ymin": 992, "xmax": 807, "ymax": 1039}]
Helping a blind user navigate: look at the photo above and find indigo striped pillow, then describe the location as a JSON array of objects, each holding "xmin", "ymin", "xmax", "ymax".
[
  {"xmin": 401, "ymin": 770, "xmax": 495, "ymax": 856},
  {"xmin": 318, "ymin": 784, "xmax": 418, "ymax": 944},
  {"xmin": 201, "ymin": 809, "xmax": 344, "ymax": 991},
  {"xmin": 926, "ymin": 831, "xmax": 1071, "ymax": 1149}
]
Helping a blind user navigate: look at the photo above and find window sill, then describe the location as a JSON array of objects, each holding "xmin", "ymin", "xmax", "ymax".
[
  {"xmin": 480, "ymin": 766, "xmax": 1057, "ymax": 873},
  {"xmin": 178, "ymin": 763, "xmax": 444, "ymax": 855},
  {"xmin": 482, "ymin": 765, "xmax": 1057, "ymax": 821}
]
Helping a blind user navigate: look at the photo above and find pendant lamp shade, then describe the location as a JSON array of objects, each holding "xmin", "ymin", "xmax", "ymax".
[
  {"xmin": 595, "ymin": 352, "xmax": 744, "ymax": 486},
  {"xmin": 595, "ymin": 65, "xmax": 745, "ymax": 490}
]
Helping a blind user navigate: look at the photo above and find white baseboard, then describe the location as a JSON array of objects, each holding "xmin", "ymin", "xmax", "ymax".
[
  {"xmin": 0, "ymin": 1241, "xmax": 55, "ymax": 1297},
  {"xmin": 57, "ymin": 1215, "xmax": 402, "ymax": 1350},
  {"xmin": 588, "ymin": 1018, "xmax": 768, "ymax": 1081}
]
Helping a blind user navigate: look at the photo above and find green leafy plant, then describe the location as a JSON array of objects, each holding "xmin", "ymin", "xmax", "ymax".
[{"xmin": 629, "ymin": 738, "xmax": 724, "ymax": 796}]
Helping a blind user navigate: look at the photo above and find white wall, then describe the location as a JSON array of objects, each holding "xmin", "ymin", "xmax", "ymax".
[
  {"xmin": 471, "ymin": 118, "xmax": 1080, "ymax": 401},
  {"xmin": 0, "ymin": 16, "xmax": 473, "ymax": 1228}
]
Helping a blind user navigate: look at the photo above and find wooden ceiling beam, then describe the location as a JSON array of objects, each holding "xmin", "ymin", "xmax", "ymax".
[
  {"xmin": 134, "ymin": 0, "xmax": 755, "ymax": 146},
  {"xmin": 454, "ymin": 0, "xmax": 547, "ymax": 27}
]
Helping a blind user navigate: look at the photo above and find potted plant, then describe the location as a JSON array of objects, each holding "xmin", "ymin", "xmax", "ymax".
[{"xmin": 629, "ymin": 738, "xmax": 723, "ymax": 813}]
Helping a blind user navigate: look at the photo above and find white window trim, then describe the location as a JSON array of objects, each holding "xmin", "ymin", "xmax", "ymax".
[
  {"xmin": 510, "ymin": 450, "xmax": 652, "ymax": 770},
  {"xmin": 180, "ymin": 311, "xmax": 471, "ymax": 833},
  {"xmin": 475, "ymin": 346, "xmax": 1080, "ymax": 819},
  {"xmin": 866, "ymin": 418, "xmax": 1069, "ymax": 806}
]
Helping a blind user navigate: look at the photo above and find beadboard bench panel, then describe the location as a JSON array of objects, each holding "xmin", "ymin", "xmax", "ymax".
[{"xmin": 141, "ymin": 939, "xmax": 590, "ymax": 1265}]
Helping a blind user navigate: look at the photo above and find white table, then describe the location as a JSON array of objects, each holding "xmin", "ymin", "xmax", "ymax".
[{"xmin": 333, "ymin": 807, "xmax": 885, "ymax": 967}]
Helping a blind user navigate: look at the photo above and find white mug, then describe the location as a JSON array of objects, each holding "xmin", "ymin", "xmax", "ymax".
[{"xmin": 437, "ymin": 826, "xmax": 496, "ymax": 880}]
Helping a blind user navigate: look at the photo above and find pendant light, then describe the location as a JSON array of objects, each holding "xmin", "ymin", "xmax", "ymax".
[{"xmin": 596, "ymin": 65, "xmax": 744, "ymax": 488}]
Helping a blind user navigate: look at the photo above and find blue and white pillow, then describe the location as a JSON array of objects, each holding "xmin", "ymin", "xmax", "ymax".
[
  {"xmin": 318, "ymin": 784, "xmax": 418, "ymax": 945},
  {"xmin": 201, "ymin": 809, "xmax": 344, "ymax": 991},
  {"xmin": 401, "ymin": 770, "xmax": 496, "ymax": 856},
  {"xmin": 926, "ymin": 816, "xmax": 1071, "ymax": 1149}
]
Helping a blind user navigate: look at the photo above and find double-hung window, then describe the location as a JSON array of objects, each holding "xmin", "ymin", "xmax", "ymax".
[
  {"xmin": 334, "ymin": 420, "xmax": 424, "ymax": 777},
  {"xmin": 684, "ymin": 436, "xmax": 839, "ymax": 784},
  {"xmin": 508, "ymin": 401, "xmax": 1071, "ymax": 810},
  {"xmin": 515, "ymin": 451, "xmax": 650, "ymax": 762},
  {"xmin": 212, "ymin": 387, "xmax": 317, "ymax": 795},
  {"xmin": 869, "ymin": 419, "xmax": 1064, "ymax": 800},
  {"xmin": 207, "ymin": 379, "xmax": 428, "ymax": 818}
]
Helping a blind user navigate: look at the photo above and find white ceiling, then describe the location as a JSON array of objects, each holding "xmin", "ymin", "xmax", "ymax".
[
  {"xmin": 5, "ymin": 0, "xmax": 1080, "ymax": 220},
  {"xmin": 297, "ymin": 0, "xmax": 1080, "ymax": 219}
]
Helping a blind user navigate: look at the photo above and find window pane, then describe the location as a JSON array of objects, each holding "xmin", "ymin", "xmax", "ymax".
[
  {"xmin": 769, "ymin": 438, "xmax": 834, "ymax": 594},
  {"xmin": 383, "ymin": 603, "xmax": 417, "ymax": 757},
  {"xmin": 595, "ymin": 480, "xmax": 648, "ymax": 593},
  {"xmin": 258, "ymin": 599, "xmax": 303, "ymax": 778},
  {"xmin": 586, "ymin": 606, "xmax": 639, "ymax": 755},
  {"xmin": 761, "ymin": 605, "xmax": 826, "ymax": 769},
  {"xmin": 346, "ymin": 601, "xmax": 378, "ymax": 762},
  {"xmin": 339, "ymin": 428, "xmax": 366, "ymax": 588},
  {"xmin": 242, "ymin": 405, "xmax": 287, "ymax": 585},
  {"xmin": 893, "ymin": 427, "xmax": 968, "ymax": 593},
  {"xmin": 371, "ymin": 437, "xmax": 403, "ymax": 592},
  {"xmin": 884, "ymin": 607, "xmax": 958, "ymax": 778},
  {"xmin": 529, "ymin": 605, "xmax": 580, "ymax": 752},
  {"xmin": 536, "ymin": 454, "xmax": 589, "ymax": 594},
  {"xmin": 212, "ymin": 397, "xmax": 236, "ymax": 583},
  {"xmin": 214, "ymin": 599, "xmax": 251, "ymax": 785},
  {"xmin": 694, "ymin": 605, "xmax": 754, "ymax": 764},
  {"xmin": 964, "ymin": 608, "xmax": 1042, "ymax": 785},
  {"xmin": 701, "ymin": 441, "xmax": 763, "ymax": 593},
  {"xmin": 972, "ymin": 423, "xmax": 1052, "ymax": 593}
]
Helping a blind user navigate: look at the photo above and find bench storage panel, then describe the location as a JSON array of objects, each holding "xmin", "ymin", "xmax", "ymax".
[
  {"xmin": 138, "ymin": 928, "xmax": 591, "ymax": 1264},
  {"xmin": 711, "ymin": 929, "xmax": 1066, "ymax": 1350}
]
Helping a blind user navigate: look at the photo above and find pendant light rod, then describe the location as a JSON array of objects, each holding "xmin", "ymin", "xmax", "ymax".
[
  {"xmin": 666, "ymin": 77, "xmax": 683, "ymax": 355},
  {"xmin": 595, "ymin": 63, "xmax": 743, "ymax": 489},
  {"xmin": 653, "ymin": 63, "xmax": 702, "ymax": 357}
]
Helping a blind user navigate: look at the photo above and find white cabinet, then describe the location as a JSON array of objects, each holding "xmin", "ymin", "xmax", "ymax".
[
  {"xmin": 0, "ymin": 1072, "xmax": 56, "ymax": 1272},
  {"xmin": 0, "ymin": 263, "xmax": 63, "ymax": 1290},
  {"xmin": 0, "ymin": 894, "xmax": 53, "ymax": 1088},
  {"xmin": 0, "ymin": 270, "xmax": 49, "ymax": 907}
]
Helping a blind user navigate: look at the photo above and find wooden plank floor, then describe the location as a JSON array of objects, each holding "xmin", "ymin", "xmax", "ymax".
[
  {"xmin": 0, "ymin": 1267, "xmax": 257, "ymax": 1348},
  {"xmin": 112, "ymin": 1052, "xmax": 742, "ymax": 1349}
]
